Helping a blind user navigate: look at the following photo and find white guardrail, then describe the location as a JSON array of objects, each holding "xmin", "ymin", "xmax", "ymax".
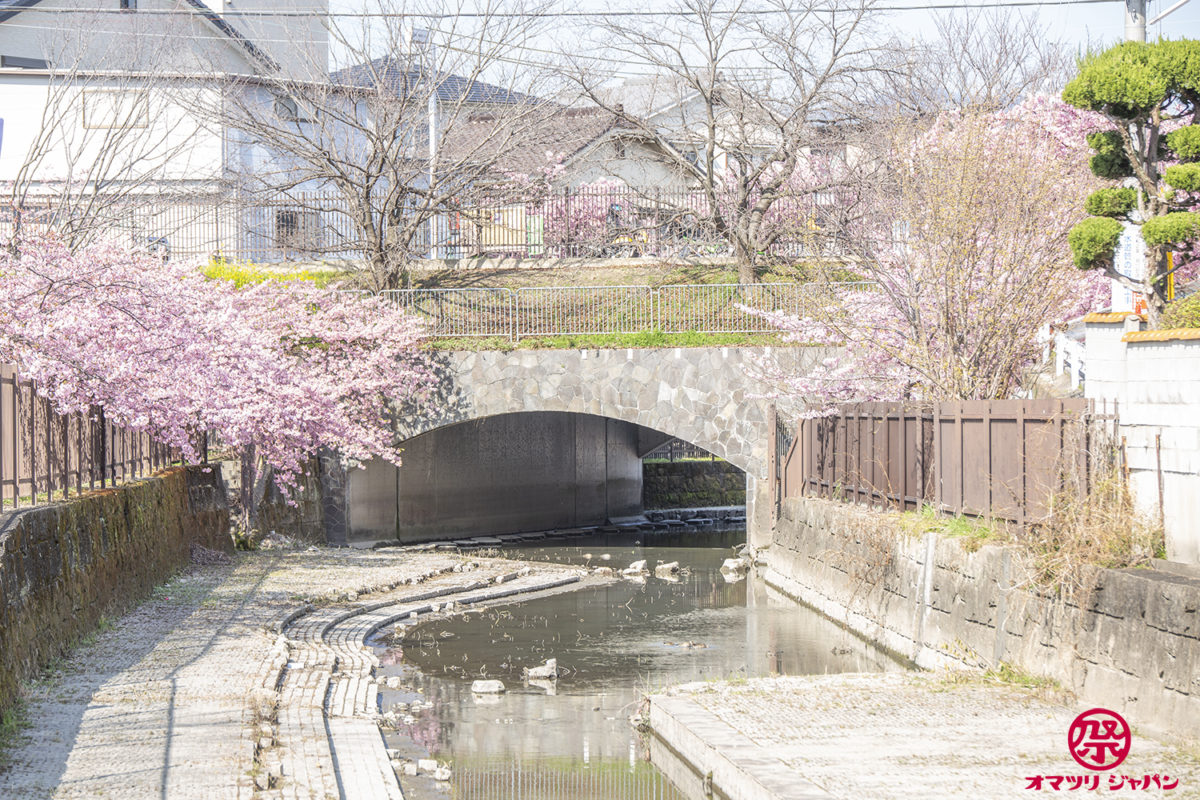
[{"xmin": 378, "ymin": 282, "xmax": 875, "ymax": 341}]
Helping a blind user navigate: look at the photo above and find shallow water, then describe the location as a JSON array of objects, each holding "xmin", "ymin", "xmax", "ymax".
[{"xmin": 371, "ymin": 534, "xmax": 904, "ymax": 799}]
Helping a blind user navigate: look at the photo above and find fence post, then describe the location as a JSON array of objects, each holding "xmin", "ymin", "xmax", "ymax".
[
  {"xmin": 99, "ymin": 406, "xmax": 107, "ymax": 488},
  {"xmin": 563, "ymin": 186, "xmax": 572, "ymax": 257},
  {"xmin": 768, "ymin": 404, "xmax": 778, "ymax": 524}
]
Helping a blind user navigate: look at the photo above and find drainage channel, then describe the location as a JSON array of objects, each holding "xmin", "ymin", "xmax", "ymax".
[{"xmin": 367, "ymin": 531, "xmax": 906, "ymax": 800}]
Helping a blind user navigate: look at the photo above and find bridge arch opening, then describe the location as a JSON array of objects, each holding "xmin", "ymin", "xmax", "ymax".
[{"xmin": 345, "ymin": 411, "xmax": 745, "ymax": 544}]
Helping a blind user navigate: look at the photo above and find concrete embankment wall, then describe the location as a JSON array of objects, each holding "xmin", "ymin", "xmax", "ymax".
[
  {"xmin": 642, "ymin": 459, "xmax": 746, "ymax": 510},
  {"xmin": 0, "ymin": 466, "xmax": 230, "ymax": 712},
  {"xmin": 759, "ymin": 492, "xmax": 1200, "ymax": 738}
]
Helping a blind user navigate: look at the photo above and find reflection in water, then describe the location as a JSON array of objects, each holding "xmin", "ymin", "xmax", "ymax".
[{"xmin": 371, "ymin": 536, "xmax": 903, "ymax": 799}]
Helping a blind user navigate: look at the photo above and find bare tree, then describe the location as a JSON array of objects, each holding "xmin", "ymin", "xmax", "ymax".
[
  {"xmin": 220, "ymin": 0, "xmax": 559, "ymax": 290},
  {"xmin": 869, "ymin": 10, "xmax": 1075, "ymax": 117},
  {"xmin": 570, "ymin": 0, "xmax": 883, "ymax": 283},
  {"xmin": 3, "ymin": 7, "xmax": 223, "ymax": 254}
]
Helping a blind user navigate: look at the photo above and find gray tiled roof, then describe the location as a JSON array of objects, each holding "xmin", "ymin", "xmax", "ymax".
[{"xmin": 330, "ymin": 57, "xmax": 537, "ymax": 105}]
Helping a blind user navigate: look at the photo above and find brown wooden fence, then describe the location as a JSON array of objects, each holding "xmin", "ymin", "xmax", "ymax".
[
  {"xmin": 772, "ymin": 399, "xmax": 1113, "ymax": 525},
  {"xmin": 0, "ymin": 365, "xmax": 180, "ymax": 510}
]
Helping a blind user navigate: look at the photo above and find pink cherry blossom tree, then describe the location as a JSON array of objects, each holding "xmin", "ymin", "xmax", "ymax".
[
  {"xmin": 749, "ymin": 96, "xmax": 1111, "ymax": 411},
  {"xmin": 0, "ymin": 236, "xmax": 438, "ymax": 521}
]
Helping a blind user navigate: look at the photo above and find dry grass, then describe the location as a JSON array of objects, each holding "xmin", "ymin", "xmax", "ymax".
[{"xmin": 1015, "ymin": 469, "xmax": 1164, "ymax": 599}]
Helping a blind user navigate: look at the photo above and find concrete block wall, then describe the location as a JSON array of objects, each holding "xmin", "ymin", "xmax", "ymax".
[
  {"xmin": 759, "ymin": 492, "xmax": 1200, "ymax": 739},
  {"xmin": 1084, "ymin": 318, "xmax": 1200, "ymax": 563},
  {"xmin": 0, "ymin": 467, "xmax": 230, "ymax": 713}
]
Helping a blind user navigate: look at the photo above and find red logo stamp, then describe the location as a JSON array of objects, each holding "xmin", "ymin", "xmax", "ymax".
[{"xmin": 1068, "ymin": 708, "xmax": 1131, "ymax": 771}]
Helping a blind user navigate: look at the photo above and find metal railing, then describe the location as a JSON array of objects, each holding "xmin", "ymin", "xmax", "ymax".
[
  {"xmin": 0, "ymin": 186, "xmax": 853, "ymax": 263},
  {"xmin": 381, "ymin": 281, "xmax": 874, "ymax": 341}
]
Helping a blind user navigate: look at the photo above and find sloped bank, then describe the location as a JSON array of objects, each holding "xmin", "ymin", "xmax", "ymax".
[
  {"xmin": 758, "ymin": 493, "xmax": 1200, "ymax": 738},
  {"xmin": 0, "ymin": 466, "xmax": 229, "ymax": 712}
]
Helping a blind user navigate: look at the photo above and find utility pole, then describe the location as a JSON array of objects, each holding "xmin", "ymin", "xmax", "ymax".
[{"xmin": 1125, "ymin": 0, "xmax": 1146, "ymax": 41}]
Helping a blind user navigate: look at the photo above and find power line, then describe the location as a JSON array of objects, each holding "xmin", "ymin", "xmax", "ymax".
[{"xmin": 0, "ymin": 0, "xmax": 1124, "ymax": 18}]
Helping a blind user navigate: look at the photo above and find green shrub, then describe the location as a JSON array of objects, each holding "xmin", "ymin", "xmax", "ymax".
[
  {"xmin": 1166, "ymin": 125, "xmax": 1200, "ymax": 161},
  {"xmin": 1164, "ymin": 163, "xmax": 1200, "ymax": 193},
  {"xmin": 1141, "ymin": 212, "xmax": 1200, "ymax": 246},
  {"xmin": 1064, "ymin": 41, "xmax": 1172, "ymax": 118},
  {"xmin": 1161, "ymin": 293, "xmax": 1200, "ymax": 329},
  {"xmin": 1084, "ymin": 131, "xmax": 1133, "ymax": 178},
  {"xmin": 1083, "ymin": 187, "xmax": 1137, "ymax": 217},
  {"xmin": 1068, "ymin": 217, "xmax": 1124, "ymax": 269}
]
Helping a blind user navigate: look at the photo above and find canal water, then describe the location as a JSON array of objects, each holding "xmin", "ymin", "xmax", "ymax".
[{"xmin": 370, "ymin": 532, "xmax": 903, "ymax": 799}]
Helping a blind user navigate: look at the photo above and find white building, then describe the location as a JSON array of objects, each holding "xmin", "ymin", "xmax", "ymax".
[{"xmin": 0, "ymin": 0, "xmax": 327, "ymax": 258}]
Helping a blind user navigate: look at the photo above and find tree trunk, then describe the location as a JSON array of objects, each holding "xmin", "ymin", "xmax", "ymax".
[
  {"xmin": 735, "ymin": 240, "xmax": 757, "ymax": 284},
  {"xmin": 1145, "ymin": 247, "xmax": 1171, "ymax": 327}
]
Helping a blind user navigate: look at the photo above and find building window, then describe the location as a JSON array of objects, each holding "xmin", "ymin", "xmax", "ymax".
[
  {"xmin": 120, "ymin": 0, "xmax": 137, "ymax": 10},
  {"xmin": 0, "ymin": 55, "xmax": 49, "ymax": 69},
  {"xmin": 275, "ymin": 209, "xmax": 321, "ymax": 255},
  {"xmin": 274, "ymin": 94, "xmax": 312, "ymax": 123}
]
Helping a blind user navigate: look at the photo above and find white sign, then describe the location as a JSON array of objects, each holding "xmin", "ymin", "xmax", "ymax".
[{"xmin": 1110, "ymin": 223, "xmax": 1146, "ymax": 313}]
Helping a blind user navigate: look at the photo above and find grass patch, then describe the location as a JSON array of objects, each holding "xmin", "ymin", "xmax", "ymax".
[
  {"xmin": 409, "ymin": 259, "xmax": 861, "ymax": 290},
  {"xmin": 201, "ymin": 258, "xmax": 351, "ymax": 289},
  {"xmin": 0, "ymin": 699, "xmax": 30, "ymax": 769},
  {"xmin": 982, "ymin": 662, "xmax": 1062, "ymax": 691},
  {"xmin": 901, "ymin": 505, "xmax": 999, "ymax": 552},
  {"xmin": 426, "ymin": 330, "xmax": 788, "ymax": 351}
]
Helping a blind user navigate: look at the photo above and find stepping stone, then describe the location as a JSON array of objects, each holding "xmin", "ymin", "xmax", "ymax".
[
  {"xmin": 452, "ymin": 540, "xmax": 481, "ymax": 548},
  {"xmin": 664, "ymin": 520, "xmax": 687, "ymax": 528},
  {"xmin": 434, "ymin": 542, "xmax": 458, "ymax": 551},
  {"xmin": 518, "ymin": 532, "xmax": 548, "ymax": 541},
  {"xmin": 687, "ymin": 518, "xmax": 714, "ymax": 526},
  {"xmin": 496, "ymin": 534, "xmax": 524, "ymax": 543},
  {"xmin": 469, "ymin": 537, "xmax": 505, "ymax": 546},
  {"xmin": 637, "ymin": 522, "xmax": 657, "ymax": 530}
]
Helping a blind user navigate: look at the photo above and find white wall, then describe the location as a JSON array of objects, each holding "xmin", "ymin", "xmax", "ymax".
[
  {"xmin": 0, "ymin": 71, "xmax": 225, "ymax": 188},
  {"xmin": 559, "ymin": 137, "xmax": 693, "ymax": 191},
  {"xmin": 1084, "ymin": 316, "xmax": 1200, "ymax": 563}
]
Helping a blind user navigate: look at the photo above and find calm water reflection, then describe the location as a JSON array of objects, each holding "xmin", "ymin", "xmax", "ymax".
[{"xmin": 371, "ymin": 534, "xmax": 903, "ymax": 799}]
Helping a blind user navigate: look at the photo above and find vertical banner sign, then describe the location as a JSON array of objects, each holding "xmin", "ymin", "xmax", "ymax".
[{"xmin": 1111, "ymin": 223, "xmax": 1147, "ymax": 313}]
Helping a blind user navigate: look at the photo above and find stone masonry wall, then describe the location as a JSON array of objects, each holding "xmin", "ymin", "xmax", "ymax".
[
  {"xmin": 0, "ymin": 466, "xmax": 229, "ymax": 712},
  {"xmin": 642, "ymin": 460, "xmax": 746, "ymax": 509},
  {"xmin": 760, "ymin": 492, "xmax": 1200, "ymax": 738}
]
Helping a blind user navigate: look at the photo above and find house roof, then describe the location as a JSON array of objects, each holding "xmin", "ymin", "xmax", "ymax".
[
  {"xmin": 440, "ymin": 105, "xmax": 633, "ymax": 177},
  {"xmin": 0, "ymin": 0, "xmax": 279, "ymax": 72},
  {"xmin": 329, "ymin": 56, "xmax": 537, "ymax": 105}
]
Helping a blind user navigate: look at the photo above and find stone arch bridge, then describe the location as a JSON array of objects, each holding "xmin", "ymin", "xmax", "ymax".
[{"xmin": 325, "ymin": 346, "xmax": 827, "ymax": 543}]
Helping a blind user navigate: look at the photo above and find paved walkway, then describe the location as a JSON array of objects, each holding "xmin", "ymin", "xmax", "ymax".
[
  {"xmin": 0, "ymin": 548, "xmax": 584, "ymax": 800},
  {"xmin": 649, "ymin": 673, "xmax": 1200, "ymax": 800}
]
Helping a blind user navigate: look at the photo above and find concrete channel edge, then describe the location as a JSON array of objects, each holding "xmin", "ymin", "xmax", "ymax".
[{"xmin": 647, "ymin": 694, "xmax": 833, "ymax": 800}]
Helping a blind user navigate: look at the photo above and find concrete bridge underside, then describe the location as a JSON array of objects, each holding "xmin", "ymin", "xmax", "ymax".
[{"xmin": 337, "ymin": 346, "xmax": 828, "ymax": 543}]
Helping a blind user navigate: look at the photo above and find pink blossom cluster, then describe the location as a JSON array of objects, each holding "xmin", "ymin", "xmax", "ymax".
[
  {"xmin": 0, "ymin": 237, "xmax": 438, "ymax": 496},
  {"xmin": 748, "ymin": 96, "xmax": 1111, "ymax": 410}
]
